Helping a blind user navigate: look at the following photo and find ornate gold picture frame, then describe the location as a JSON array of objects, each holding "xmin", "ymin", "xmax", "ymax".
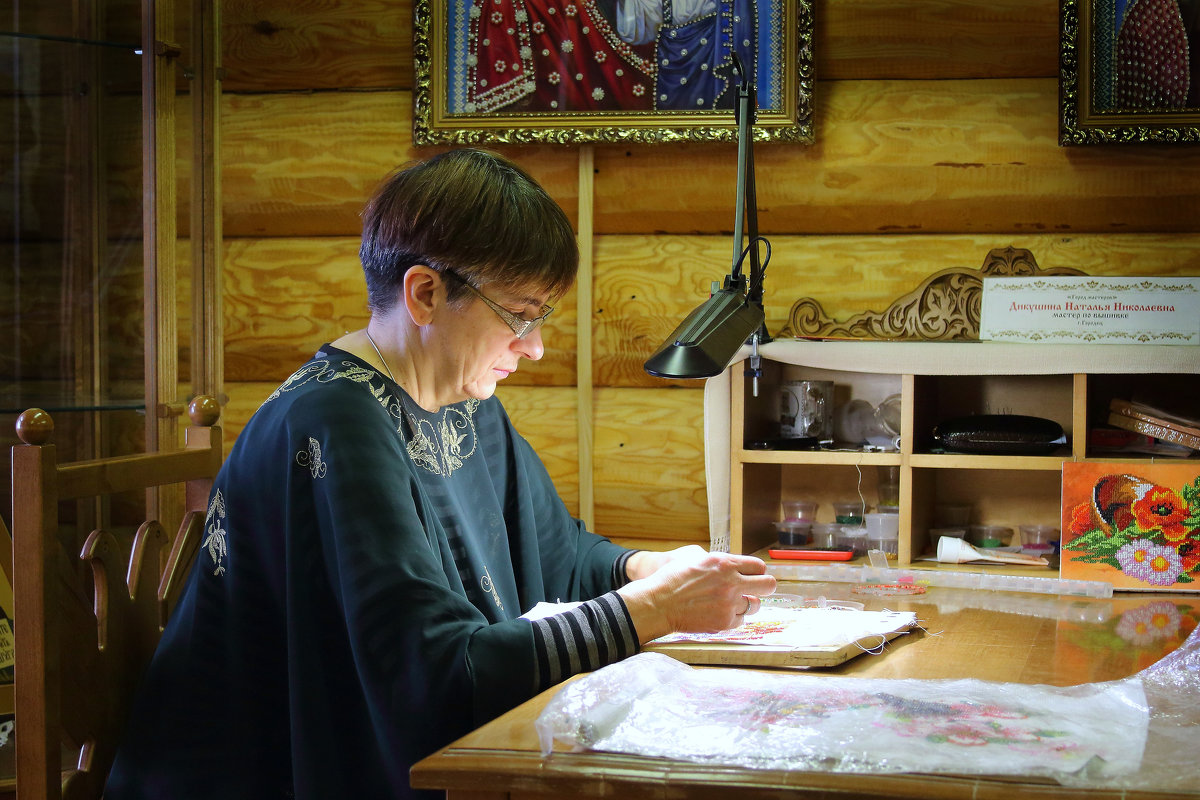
[
  {"xmin": 1060, "ymin": 0, "xmax": 1200, "ymax": 144},
  {"xmin": 412, "ymin": 0, "xmax": 814, "ymax": 145}
]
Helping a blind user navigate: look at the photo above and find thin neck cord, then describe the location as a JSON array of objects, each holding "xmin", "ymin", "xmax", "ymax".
[
  {"xmin": 364, "ymin": 327, "xmax": 397, "ymax": 383},
  {"xmin": 363, "ymin": 327, "xmax": 419, "ymax": 440}
]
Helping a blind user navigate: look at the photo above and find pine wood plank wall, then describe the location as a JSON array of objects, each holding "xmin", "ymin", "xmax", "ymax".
[{"xmin": 217, "ymin": 0, "xmax": 1200, "ymax": 551}]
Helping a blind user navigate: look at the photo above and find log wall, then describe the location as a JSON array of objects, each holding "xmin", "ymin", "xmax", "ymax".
[{"xmin": 217, "ymin": 0, "xmax": 1200, "ymax": 550}]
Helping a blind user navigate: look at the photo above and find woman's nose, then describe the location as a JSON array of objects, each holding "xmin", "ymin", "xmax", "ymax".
[{"xmin": 513, "ymin": 326, "xmax": 545, "ymax": 361}]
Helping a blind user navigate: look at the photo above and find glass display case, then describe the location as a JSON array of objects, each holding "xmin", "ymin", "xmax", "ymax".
[{"xmin": 1, "ymin": 0, "xmax": 222, "ymax": 534}]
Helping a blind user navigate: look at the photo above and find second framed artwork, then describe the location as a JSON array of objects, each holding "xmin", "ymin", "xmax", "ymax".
[
  {"xmin": 413, "ymin": 0, "xmax": 814, "ymax": 145},
  {"xmin": 1060, "ymin": 0, "xmax": 1200, "ymax": 143}
]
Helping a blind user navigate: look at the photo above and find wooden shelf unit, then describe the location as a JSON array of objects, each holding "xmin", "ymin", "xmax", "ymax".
[{"xmin": 725, "ymin": 342, "xmax": 1200, "ymax": 568}]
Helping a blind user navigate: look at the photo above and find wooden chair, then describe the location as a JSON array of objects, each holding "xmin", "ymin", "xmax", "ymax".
[{"xmin": 9, "ymin": 397, "xmax": 222, "ymax": 800}]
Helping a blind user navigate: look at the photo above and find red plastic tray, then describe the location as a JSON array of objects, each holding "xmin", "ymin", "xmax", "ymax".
[{"xmin": 768, "ymin": 548, "xmax": 854, "ymax": 561}]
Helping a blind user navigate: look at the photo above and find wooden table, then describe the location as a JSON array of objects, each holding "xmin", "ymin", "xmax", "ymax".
[{"xmin": 411, "ymin": 582, "xmax": 1200, "ymax": 799}]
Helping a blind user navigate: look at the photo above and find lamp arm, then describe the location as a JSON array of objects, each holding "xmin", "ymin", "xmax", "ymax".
[
  {"xmin": 744, "ymin": 129, "xmax": 764, "ymax": 306},
  {"xmin": 730, "ymin": 54, "xmax": 769, "ymax": 395},
  {"xmin": 730, "ymin": 57, "xmax": 764, "ymax": 307},
  {"xmin": 640, "ymin": 54, "xmax": 770, "ymax": 381},
  {"xmin": 731, "ymin": 78, "xmax": 750, "ymax": 277}
]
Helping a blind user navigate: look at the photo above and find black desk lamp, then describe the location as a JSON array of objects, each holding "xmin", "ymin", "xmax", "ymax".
[{"xmin": 643, "ymin": 55, "xmax": 770, "ymax": 386}]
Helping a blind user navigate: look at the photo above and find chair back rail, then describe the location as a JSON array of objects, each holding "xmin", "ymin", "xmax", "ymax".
[
  {"xmin": 0, "ymin": 512, "xmax": 15, "ymax": 719},
  {"xmin": 10, "ymin": 397, "xmax": 221, "ymax": 800}
]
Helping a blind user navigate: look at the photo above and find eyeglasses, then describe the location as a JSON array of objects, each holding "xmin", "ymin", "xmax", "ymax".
[{"xmin": 440, "ymin": 268, "xmax": 554, "ymax": 339}]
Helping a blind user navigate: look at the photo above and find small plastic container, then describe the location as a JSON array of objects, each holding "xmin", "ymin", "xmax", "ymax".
[
  {"xmin": 833, "ymin": 501, "xmax": 867, "ymax": 525},
  {"xmin": 864, "ymin": 512, "xmax": 900, "ymax": 557},
  {"xmin": 877, "ymin": 466, "xmax": 900, "ymax": 505},
  {"xmin": 866, "ymin": 535, "xmax": 899, "ymax": 557},
  {"xmin": 836, "ymin": 525, "xmax": 869, "ymax": 556},
  {"xmin": 968, "ymin": 524, "xmax": 1012, "ymax": 549},
  {"xmin": 781, "ymin": 500, "xmax": 818, "ymax": 521},
  {"xmin": 809, "ymin": 522, "xmax": 841, "ymax": 549},
  {"xmin": 934, "ymin": 502, "xmax": 973, "ymax": 527},
  {"xmin": 928, "ymin": 526, "xmax": 967, "ymax": 552},
  {"xmin": 1019, "ymin": 524, "xmax": 1061, "ymax": 555},
  {"xmin": 864, "ymin": 512, "xmax": 900, "ymax": 538},
  {"xmin": 774, "ymin": 520, "xmax": 812, "ymax": 547}
]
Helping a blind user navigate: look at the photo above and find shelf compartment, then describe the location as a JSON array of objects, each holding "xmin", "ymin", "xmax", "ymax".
[
  {"xmin": 911, "ymin": 374, "xmax": 1074, "ymax": 455},
  {"xmin": 737, "ymin": 450, "xmax": 902, "ymax": 466},
  {"xmin": 736, "ymin": 359, "xmax": 904, "ymax": 449},
  {"xmin": 1082, "ymin": 372, "xmax": 1200, "ymax": 460},
  {"xmin": 909, "ymin": 467, "xmax": 1064, "ymax": 559},
  {"xmin": 731, "ymin": 461, "xmax": 903, "ymax": 555},
  {"xmin": 730, "ymin": 462, "xmax": 784, "ymax": 556},
  {"xmin": 908, "ymin": 453, "xmax": 1071, "ymax": 471}
]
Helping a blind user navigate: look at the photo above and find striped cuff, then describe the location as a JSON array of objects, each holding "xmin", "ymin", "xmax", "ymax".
[
  {"xmin": 529, "ymin": 591, "xmax": 638, "ymax": 691},
  {"xmin": 612, "ymin": 549, "xmax": 640, "ymax": 588}
]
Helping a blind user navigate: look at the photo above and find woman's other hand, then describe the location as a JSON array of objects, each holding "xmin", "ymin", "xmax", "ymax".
[{"xmin": 617, "ymin": 550, "xmax": 776, "ymax": 643}]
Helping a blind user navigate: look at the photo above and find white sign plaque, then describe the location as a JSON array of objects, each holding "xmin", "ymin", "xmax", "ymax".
[{"xmin": 979, "ymin": 277, "xmax": 1200, "ymax": 345}]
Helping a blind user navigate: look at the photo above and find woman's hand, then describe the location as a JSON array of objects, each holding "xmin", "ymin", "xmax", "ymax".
[
  {"xmin": 617, "ymin": 549, "xmax": 777, "ymax": 643},
  {"xmin": 624, "ymin": 545, "xmax": 707, "ymax": 581}
]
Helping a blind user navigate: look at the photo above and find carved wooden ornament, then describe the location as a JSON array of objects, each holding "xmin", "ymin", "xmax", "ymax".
[{"xmin": 778, "ymin": 247, "xmax": 1086, "ymax": 341}]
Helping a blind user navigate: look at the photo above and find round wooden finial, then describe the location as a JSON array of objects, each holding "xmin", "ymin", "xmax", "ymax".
[
  {"xmin": 15, "ymin": 408, "xmax": 54, "ymax": 445},
  {"xmin": 188, "ymin": 395, "xmax": 221, "ymax": 427}
]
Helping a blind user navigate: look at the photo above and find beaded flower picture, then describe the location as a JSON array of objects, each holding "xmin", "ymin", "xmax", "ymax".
[{"xmin": 1061, "ymin": 461, "xmax": 1200, "ymax": 591}]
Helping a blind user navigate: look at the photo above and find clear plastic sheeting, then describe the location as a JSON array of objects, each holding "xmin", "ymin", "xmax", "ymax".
[
  {"xmin": 537, "ymin": 636, "xmax": 1195, "ymax": 789},
  {"xmin": 1118, "ymin": 622, "xmax": 1200, "ymax": 793}
]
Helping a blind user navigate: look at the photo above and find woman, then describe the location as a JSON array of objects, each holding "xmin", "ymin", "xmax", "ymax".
[{"xmin": 106, "ymin": 149, "xmax": 775, "ymax": 799}]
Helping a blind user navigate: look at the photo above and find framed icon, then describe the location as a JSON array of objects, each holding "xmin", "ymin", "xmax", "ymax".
[{"xmin": 413, "ymin": 0, "xmax": 814, "ymax": 145}]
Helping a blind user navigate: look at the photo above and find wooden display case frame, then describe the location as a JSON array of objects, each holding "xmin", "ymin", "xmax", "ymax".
[{"xmin": 724, "ymin": 343, "xmax": 1200, "ymax": 574}]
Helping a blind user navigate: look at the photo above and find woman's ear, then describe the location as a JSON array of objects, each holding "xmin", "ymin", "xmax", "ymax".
[{"xmin": 402, "ymin": 265, "xmax": 441, "ymax": 326}]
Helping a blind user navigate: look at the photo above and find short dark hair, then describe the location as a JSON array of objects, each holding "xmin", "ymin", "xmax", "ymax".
[{"xmin": 358, "ymin": 149, "xmax": 578, "ymax": 312}]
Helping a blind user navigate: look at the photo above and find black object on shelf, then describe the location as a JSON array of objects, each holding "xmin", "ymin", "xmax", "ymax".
[
  {"xmin": 746, "ymin": 437, "xmax": 820, "ymax": 451},
  {"xmin": 932, "ymin": 414, "xmax": 1067, "ymax": 455}
]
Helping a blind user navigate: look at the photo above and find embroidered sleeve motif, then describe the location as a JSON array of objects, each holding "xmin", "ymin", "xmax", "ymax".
[
  {"xmin": 203, "ymin": 488, "xmax": 228, "ymax": 576},
  {"xmin": 295, "ymin": 436, "xmax": 328, "ymax": 478},
  {"xmin": 479, "ymin": 565, "xmax": 505, "ymax": 611}
]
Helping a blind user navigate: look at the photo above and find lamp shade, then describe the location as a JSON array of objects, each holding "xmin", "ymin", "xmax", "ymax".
[{"xmin": 643, "ymin": 288, "xmax": 765, "ymax": 379}]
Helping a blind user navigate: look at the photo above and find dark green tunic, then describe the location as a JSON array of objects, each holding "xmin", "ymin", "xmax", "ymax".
[{"xmin": 107, "ymin": 346, "xmax": 638, "ymax": 799}]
